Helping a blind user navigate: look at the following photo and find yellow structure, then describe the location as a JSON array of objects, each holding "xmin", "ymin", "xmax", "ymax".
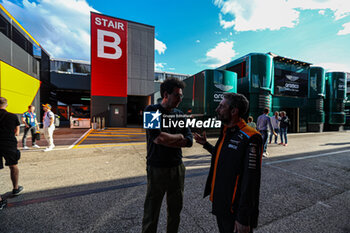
[{"xmin": 0, "ymin": 61, "xmax": 41, "ymax": 114}]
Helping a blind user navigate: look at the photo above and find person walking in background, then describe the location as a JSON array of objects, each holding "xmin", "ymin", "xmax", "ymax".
[
  {"xmin": 42, "ymin": 104, "xmax": 55, "ymax": 152},
  {"xmin": 256, "ymin": 108, "xmax": 276, "ymax": 157},
  {"xmin": 22, "ymin": 105, "xmax": 40, "ymax": 149},
  {"xmin": 269, "ymin": 111, "xmax": 280, "ymax": 144},
  {"xmin": 247, "ymin": 116, "xmax": 256, "ymax": 129},
  {"xmin": 0, "ymin": 97, "xmax": 24, "ymax": 210},
  {"xmin": 279, "ymin": 111, "xmax": 289, "ymax": 146},
  {"xmin": 142, "ymin": 78, "xmax": 193, "ymax": 233},
  {"xmin": 194, "ymin": 93, "xmax": 263, "ymax": 233}
]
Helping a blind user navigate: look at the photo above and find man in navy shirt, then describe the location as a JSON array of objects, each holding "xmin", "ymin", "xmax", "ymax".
[
  {"xmin": 256, "ymin": 108, "xmax": 276, "ymax": 157},
  {"xmin": 142, "ymin": 78, "xmax": 193, "ymax": 233},
  {"xmin": 22, "ymin": 105, "xmax": 40, "ymax": 149}
]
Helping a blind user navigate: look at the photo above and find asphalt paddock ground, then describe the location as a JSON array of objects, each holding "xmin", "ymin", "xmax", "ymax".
[
  {"xmin": 19, "ymin": 128, "xmax": 90, "ymax": 149},
  {"xmin": 0, "ymin": 131, "xmax": 349, "ymax": 232},
  {"xmin": 78, "ymin": 128, "xmax": 146, "ymax": 146}
]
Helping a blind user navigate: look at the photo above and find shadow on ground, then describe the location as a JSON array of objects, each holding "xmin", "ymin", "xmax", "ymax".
[{"xmin": 1, "ymin": 147, "xmax": 349, "ymax": 233}]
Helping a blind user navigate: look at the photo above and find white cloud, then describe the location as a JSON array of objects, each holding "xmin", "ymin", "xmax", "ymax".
[
  {"xmin": 155, "ymin": 62, "xmax": 167, "ymax": 71},
  {"xmin": 288, "ymin": 0, "xmax": 350, "ymax": 20},
  {"xmin": 337, "ymin": 22, "xmax": 350, "ymax": 35},
  {"xmin": 198, "ymin": 41, "xmax": 237, "ymax": 68},
  {"xmin": 196, "ymin": 40, "xmax": 200, "ymax": 43},
  {"xmin": 214, "ymin": 0, "xmax": 350, "ymax": 33},
  {"xmin": 155, "ymin": 38, "xmax": 167, "ymax": 55},
  {"xmin": 1, "ymin": 0, "xmax": 96, "ymax": 60},
  {"xmin": 2, "ymin": 0, "xmax": 170, "ymax": 60},
  {"xmin": 214, "ymin": 0, "xmax": 299, "ymax": 31},
  {"xmin": 154, "ymin": 62, "xmax": 175, "ymax": 72},
  {"xmin": 318, "ymin": 10, "xmax": 326, "ymax": 15},
  {"xmin": 314, "ymin": 62, "xmax": 350, "ymax": 72},
  {"xmin": 219, "ymin": 14, "xmax": 235, "ymax": 29}
]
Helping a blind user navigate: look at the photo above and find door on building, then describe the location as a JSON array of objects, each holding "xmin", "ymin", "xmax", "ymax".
[
  {"xmin": 284, "ymin": 108, "xmax": 299, "ymax": 133},
  {"xmin": 109, "ymin": 105, "xmax": 125, "ymax": 127},
  {"xmin": 127, "ymin": 96, "xmax": 151, "ymax": 126}
]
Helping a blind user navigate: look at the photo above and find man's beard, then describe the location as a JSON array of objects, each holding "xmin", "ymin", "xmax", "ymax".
[{"xmin": 217, "ymin": 112, "xmax": 230, "ymax": 125}]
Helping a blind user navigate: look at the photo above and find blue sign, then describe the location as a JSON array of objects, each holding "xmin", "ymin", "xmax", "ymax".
[{"xmin": 143, "ymin": 110, "xmax": 161, "ymax": 129}]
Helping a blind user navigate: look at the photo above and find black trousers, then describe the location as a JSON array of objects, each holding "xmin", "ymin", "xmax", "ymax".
[
  {"xmin": 142, "ymin": 163, "xmax": 185, "ymax": 233},
  {"xmin": 22, "ymin": 126, "xmax": 36, "ymax": 146},
  {"xmin": 216, "ymin": 214, "xmax": 253, "ymax": 233}
]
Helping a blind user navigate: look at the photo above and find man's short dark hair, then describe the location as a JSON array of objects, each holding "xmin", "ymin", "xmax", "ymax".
[
  {"xmin": 160, "ymin": 77, "xmax": 185, "ymax": 98},
  {"xmin": 0, "ymin": 97, "xmax": 7, "ymax": 108},
  {"xmin": 28, "ymin": 105, "xmax": 34, "ymax": 109},
  {"xmin": 263, "ymin": 108, "xmax": 269, "ymax": 114},
  {"xmin": 223, "ymin": 93, "xmax": 249, "ymax": 118}
]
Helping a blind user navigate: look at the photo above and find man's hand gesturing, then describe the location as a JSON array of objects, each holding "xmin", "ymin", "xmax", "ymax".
[{"xmin": 194, "ymin": 131, "xmax": 207, "ymax": 145}]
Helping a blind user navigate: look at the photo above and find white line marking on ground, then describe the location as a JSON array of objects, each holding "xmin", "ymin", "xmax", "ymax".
[
  {"xmin": 265, "ymin": 164, "xmax": 342, "ymax": 190},
  {"xmin": 21, "ymin": 147, "xmax": 73, "ymax": 152},
  {"xmin": 44, "ymin": 138, "xmax": 78, "ymax": 141},
  {"xmin": 265, "ymin": 149, "xmax": 350, "ymax": 165},
  {"xmin": 186, "ymin": 165, "xmax": 210, "ymax": 170},
  {"xmin": 69, "ymin": 129, "xmax": 92, "ymax": 149}
]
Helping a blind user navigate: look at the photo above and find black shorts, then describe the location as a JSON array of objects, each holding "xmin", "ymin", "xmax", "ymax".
[{"xmin": 0, "ymin": 149, "xmax": 21, "ymax": 169}]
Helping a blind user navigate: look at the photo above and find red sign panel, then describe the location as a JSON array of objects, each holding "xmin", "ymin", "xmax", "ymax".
[{"xmin": 91, "ymin": 12, "xmax": 128, "ymax": 97}]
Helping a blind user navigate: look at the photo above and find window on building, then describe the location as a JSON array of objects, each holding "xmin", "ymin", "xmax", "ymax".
[
  {"xmin": 26, "ymin": 40, "xmax": 33, "ymax": 55},
  {"xmin": 33, "ymin": 44, "xmax": 41, "ymax": 57},
  {"xmin": 11, "ymin": 26, "xmax": 26, "ymax": 51},
  {"xmin": 73, "ymin": 63, "xmax": 90, "ymax": 74},
  {"xmin": 227, "ymin": 61, "xmax": 246, "ymax": 79},
  {"xmin": 155, "ymin": 72, "xmax": 164, "ymax": 82},
  {"xmin": 51, "ymin": 60, "xmax": 71, "ymax": 72},
  {"xmin": 32, "ymin": 58, "xmax": 38, "ymax": 75},
  {"xmin": 0, "ymin": 14, "xmax": 9, "ymax": 37},
  {"xmin": 11, "ymin": 26, "xmax": 34, "ymax": 55}
]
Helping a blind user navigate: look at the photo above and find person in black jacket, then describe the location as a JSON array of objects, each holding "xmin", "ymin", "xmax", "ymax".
[
  {"xmin": 194, "ymin": 93, "xmax": 263, "ymax": 233},
  {"xmin": 0, "ymin": 97, "xmax": 24, "ymax": 210},
  {"xmin": 142, "ymin": 78, "xmax": 193, "ymax": 233},
  {"xmin": 279, "ymin": 111, "xmax": 289, "ymax": 146}
]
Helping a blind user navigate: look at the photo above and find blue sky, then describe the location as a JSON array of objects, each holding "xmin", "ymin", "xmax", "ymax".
[{"xmin": 1, "ymin": 0, "xmax": 350, "ymax": 75}]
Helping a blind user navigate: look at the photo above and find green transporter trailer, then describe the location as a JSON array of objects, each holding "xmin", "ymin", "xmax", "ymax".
[
  {"xmin": 345, "ymin": 73, "xmax": 350, "ymax": 129},
  {"xmin": 217, "ymin": 52, "xmax": 313, "ymax": 132},
  {"xmin": 192, "ymin": 52, "xmax": 347, "ymax": 133},
  {"xmin": 179, "ymin": 69, "xmax": 237, "ymax": 120},
  {"xmin": 217, "ymin": 53, "xmax": 274, "ymax": 123},
  {"xmin": 307, "ymin": 66, "xmax": 326, "ymax": 132},
  {"xmin": 345, "ymin": 94, "xmax": 350, "ymax": 130},
  {"xmin": 325, "ymin": 72, "xmax": 347, "ymax": 131}
]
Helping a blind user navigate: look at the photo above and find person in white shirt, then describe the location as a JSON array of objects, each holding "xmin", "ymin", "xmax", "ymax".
[
  {"xmin": 42, "ymin": 104, "xmax": 55, "ymax": 152},
  {"xmin": 269, "ymin": 111, "xmax": 280, "ymax": 144}
]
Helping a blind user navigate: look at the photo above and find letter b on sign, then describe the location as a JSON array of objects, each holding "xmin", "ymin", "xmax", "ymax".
[{"xmin": 97, "ymin": 29, "xmax": 122, "ymax": 59}]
